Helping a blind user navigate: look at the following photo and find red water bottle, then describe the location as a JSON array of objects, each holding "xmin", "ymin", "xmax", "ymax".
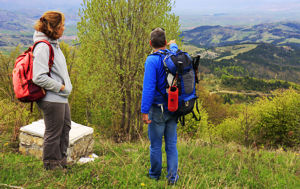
[{"xmin": 168, "ymin": 86, "xmax": 178, "ymax": 112}]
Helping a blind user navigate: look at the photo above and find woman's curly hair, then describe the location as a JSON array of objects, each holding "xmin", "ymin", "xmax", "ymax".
[{"xmin": 34, "ymin": 11, "xmax": 65, "ymax": 40}]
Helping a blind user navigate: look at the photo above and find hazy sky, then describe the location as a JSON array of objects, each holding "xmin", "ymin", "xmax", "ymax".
[
  {"xmin": 174, "ymin": 0, "xmax": 300, "ymax": 14},
  {"xmin": 1, "ymin": 0, "xmax": 300, "ymax": 14},
  {"xmin": 0, "ymin": 0, "xmax": 300, "ymax": 15}
]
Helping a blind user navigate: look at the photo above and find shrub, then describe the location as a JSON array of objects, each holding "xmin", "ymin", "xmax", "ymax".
[
  {"xmin": 215, "ymin": 89, "xmax": 300, "ymax": 148},
  {"xmin": 252, "ymin": 89, "xmax": 300, "ymax": 147},
  {"xmin": 197, "ymin": 85, "xmax": 232, "ymax": 125},
  {"xmin": 178, "ymin": 100, "xmax": 210, "ymax": 139},
  {"xmin": 0, "ymin": 99, "xmax": 38, "ymax": 143}
]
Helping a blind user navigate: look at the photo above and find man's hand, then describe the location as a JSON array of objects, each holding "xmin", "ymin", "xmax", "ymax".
[
  {"xmin": 167, "ymin": 40, "xmax": 176, "ymax": 46},
  {"xmin": 142, "ymin": 113, "xmax": 152, "ymax": 124}
]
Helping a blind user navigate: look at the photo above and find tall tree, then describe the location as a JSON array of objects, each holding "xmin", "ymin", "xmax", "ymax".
[{"xmin": 77, "ymin": 0, "xmax": 181, "ymax": 141}]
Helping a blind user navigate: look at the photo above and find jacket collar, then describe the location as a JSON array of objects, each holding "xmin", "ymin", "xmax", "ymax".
[{"xmin": 33, "ymin": 31, "xmax": 59, "ymax": 47}]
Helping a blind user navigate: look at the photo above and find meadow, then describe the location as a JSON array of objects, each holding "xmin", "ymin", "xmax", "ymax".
[{"xmin": 1, "ymin": 134, "xmax": 299, "ymax": 188}]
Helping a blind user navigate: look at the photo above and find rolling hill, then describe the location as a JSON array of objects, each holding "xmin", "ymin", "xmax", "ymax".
[
  {"xmin": 1, "ymin": 9, "xmax": 300, "ymax": 85},
  {"xmin": 197, "ymin": 43, "xmax": 300, "ymax": 84},
  {"xmin": 0, "ymin": 9, "xmax": 78, "ymax": 52},
  {"xmin": 182, "ymin": 22, "xmax": 300, "ymax": 47}
]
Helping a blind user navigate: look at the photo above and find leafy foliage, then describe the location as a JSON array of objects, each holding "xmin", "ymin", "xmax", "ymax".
[
  {"xmin": 0, "ymin": 47, "xmax": 40, "ymax": 141},
  {"xmin": 177, "ymin": 100, "xmax": 209, "ymax": 139},
  {"xmin": 197, "ymin": 85, "xmax": 236, "ymax": 125},
  {"xmin": 0, "ymin": 47, "xmax": 20, "ymax": 101},
  {"xmin": 221, "ymin": 75, "xmax": 299, "ymax": 92},
  {"xmin": 253, "ymin": 90, "xmax": 300, "ymax": 147},
  {"xmin": 76, "ymin": 0, "xmax": 181, "ymax": 141},
  {"xmin": 216, "ymin": 89, "xmax": 300, "ymax": 148}
]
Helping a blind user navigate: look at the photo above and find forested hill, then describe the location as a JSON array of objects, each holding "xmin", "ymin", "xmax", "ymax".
[
  {"xmin": 199, "ymin": 43, "xmax": 300, "ymax": 84},
  {"xmin": 182, "ymin": 22, "xmax": 300, "ymax": 47}
]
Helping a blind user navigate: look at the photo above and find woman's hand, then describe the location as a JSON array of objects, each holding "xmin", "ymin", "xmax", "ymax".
[{"xmin": 60, "ymin": 85, "xmax": 65, "ymax": 91}]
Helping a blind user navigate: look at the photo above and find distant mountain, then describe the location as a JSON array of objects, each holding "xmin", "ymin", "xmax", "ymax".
[
  {"xmin": 199, "ymin": 43, "xmax": 300, "ymax": 83},
  {"xmin": 0, "ymin": 0, "xmax": 81, "ymax": 12},
  {"xmin": 0, "ymin": 9, "xmax": 79, "ymax": 30},
  {"xmin": 0, "ymin": 9, "xmax": 36, "ymax": 32},
  {"xmin": 0, "ymin": 9, "xmax": 78, "ymax": 52},
  {"xmin": 182, "ymin": 22, "xmax": 300, "ymax": 47}
]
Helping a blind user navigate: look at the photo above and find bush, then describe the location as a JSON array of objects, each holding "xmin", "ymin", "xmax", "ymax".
[
  {"xmin": 178, "ymin": 100, "xmax": 210, "ymax": 139},
  {"xmin": 0, "ymin": 99, "xmax": 39, "ymax": 143},
  {"xmin": 197, "ymin": 85, "xmax": 232, "ymax": 125},
  {"xmin": 216, "ymin": 104, "xmax": 257, "ymax": 145},
  {"xmin": 215, "ymin": 89, "xmax": 300, "ymax": 148},
  {"xmin": 253, "ymin": 89, "xmax": 300, "ymax": 147},
  {"xmin": 0, "ymin": 47, "xmax": 41, "ymax": 145}
]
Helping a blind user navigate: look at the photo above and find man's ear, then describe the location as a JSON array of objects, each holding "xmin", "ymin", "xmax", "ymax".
[
  {"xmin": 165, "ymin": 40, "xmax": 167, "ymax": 46},
  {"xmin": 149, "ymin": 40, "xmax": 152, "ymax": 47}
]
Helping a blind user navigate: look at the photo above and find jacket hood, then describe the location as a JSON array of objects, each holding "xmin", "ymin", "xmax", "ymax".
[{"xmin": 33, "ymin": 31, "xmax": 59, "ymax": 46}]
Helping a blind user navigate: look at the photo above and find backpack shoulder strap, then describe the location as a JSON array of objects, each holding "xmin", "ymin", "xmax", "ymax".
[
  {"xmin": 32, "ymin": 40, "xmax": 54, "ymax": 73},
  {"xmin": 148, "ymin": 50, "xmax": 167, "ymax": 57},
  {"xmin": 148, "ymin": 51, "xmax": 170, "ymax": 102},
  {"xmin": 148, "ymin": 50, "xmax": 171, "ymax": 75}
]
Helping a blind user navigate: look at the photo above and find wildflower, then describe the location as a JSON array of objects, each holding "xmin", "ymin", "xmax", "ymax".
[
  {"xmin": 4, "ymin": 143, "xmax": 8, "ymax": 146},
  {"xmin": 141, "ymin": 183, "xmax": 146, "ymax": 187}
]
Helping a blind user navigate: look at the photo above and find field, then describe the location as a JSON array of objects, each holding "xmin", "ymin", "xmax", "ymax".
[
  {"xmin": 0, "ymin": 134, "xmax": 299, "ymax": 188},
  {"xmin": 214, "ymin": 44, "xmax": 258, "ymax": 61}
]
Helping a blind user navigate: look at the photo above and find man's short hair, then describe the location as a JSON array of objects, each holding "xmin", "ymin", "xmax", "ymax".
[{"xmin": 150, "ymin": 28, "xmax": 166, "ymax": 49}]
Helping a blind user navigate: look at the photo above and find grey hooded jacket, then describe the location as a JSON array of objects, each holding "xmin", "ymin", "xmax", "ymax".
[{"xmin": 32, "ymin": 31, "xmax": 72, "ymax": 103}]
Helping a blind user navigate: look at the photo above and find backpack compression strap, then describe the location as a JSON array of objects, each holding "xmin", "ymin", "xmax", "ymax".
[{"xmin": 192, "ymin": 100, "xmax": 201, "ymax": 121}]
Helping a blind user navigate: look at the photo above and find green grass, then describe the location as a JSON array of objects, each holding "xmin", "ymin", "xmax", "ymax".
[
  {"xmin": 182, "ymin": 44, "xmax": 205, "ymax": 56},
  {"xmin": 279, "ymin": 38, "xmax": 300, "ymax": 44},
  {"xmin": 0, "ymin": 135, "xmax": 299, "ymax": 188},
  {"xmin": 226, "ymin": 31, "xmax": 254, "ymax": 42},
  {"xmin": 216, "ymin": 44, "xmax": 258, "ymax": 61},
  {"xmin": 211, "ymin": 35, "xmax": 223, "ymax": 44},
  {"xmin": 260, "ymin": 32, "xmax": 281, "ymax": 43}
]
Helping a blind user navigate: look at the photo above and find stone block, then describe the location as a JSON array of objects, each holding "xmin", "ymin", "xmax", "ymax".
[{"xmin": 19, "ymin": 120, "xmax": 94, "ymax": 163}]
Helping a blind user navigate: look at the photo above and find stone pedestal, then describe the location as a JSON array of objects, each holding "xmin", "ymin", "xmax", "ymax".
[{"xmin": 19, "ymin": 120, "xmax": 94, "ymax": 163}]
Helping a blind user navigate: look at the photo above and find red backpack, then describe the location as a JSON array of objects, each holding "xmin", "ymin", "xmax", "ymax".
[{"xmin": 12, "ymin": 40, "xmax": 54, "ymax": 102}]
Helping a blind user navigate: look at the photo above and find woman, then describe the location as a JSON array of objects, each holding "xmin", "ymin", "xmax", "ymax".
[{"xmin": 32, "ymin": 11, "xmax": 72, "ymax": 170}]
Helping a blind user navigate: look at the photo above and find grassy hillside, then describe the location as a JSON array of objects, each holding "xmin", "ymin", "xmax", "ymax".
[
  {"xmin": 0, "ymin": 135, "xmax": 299, "ymax": 188},
  {"xmin": 183, "ymin": 22, "xmax": 300, "ymax": 47},
  {"xmin": 215, "ymin": 44, "xmax": 258, "ymax": 61}
]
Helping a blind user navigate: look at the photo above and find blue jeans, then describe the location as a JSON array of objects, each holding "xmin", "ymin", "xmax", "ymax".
[{"xmin": 148, "ymin": 105, "xmax": 179, "ymax": 182}]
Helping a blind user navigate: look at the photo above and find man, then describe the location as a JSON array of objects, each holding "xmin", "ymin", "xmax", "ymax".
[{"xmin": 141, "ymin": 27, "xmax": 179, "ymax": 184}]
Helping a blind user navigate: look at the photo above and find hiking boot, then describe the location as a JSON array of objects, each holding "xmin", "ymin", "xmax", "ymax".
[
  {"xmin": 147, "ymin": 173, "xmax": 160, "ymax": 181},
  {"xmin": 43, "ymin": 160, "xmax": 63, "ymax": 170},
  {"xmin": 168, "ymin": 180, "xmax": 176, "ymax": 185}
]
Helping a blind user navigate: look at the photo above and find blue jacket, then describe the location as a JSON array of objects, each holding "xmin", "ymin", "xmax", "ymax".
[{"xmin": 141, "ymin": 43, "xmax": 178, "ymax": 114}]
